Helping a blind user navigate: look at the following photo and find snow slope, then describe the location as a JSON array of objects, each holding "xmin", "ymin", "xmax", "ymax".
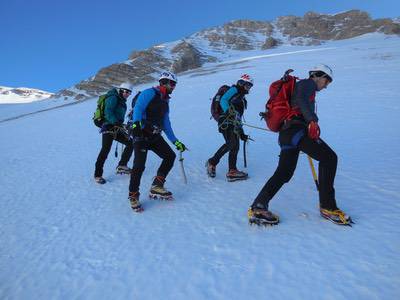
[
  {"xmin": 1, "ymin": 33, "xmax": 400, "ymax": 299},
  {"xmin": 0, "ymin": 86, "xmax": 53, "ymax": 104}
]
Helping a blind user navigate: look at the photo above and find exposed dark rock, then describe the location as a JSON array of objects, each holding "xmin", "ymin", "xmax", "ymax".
[
  {"xmin": 55, "ymin": 10, "xmax": 399, "ymax": 100},
  {"xmin": 199, "ymin": 19, "xmax": 273, "ymax": 50},
  {"xmin": 55, "ymin": 89, "xmax": 80, "ymax": 100},
  {"xmin": 224, "ymin": 20, "xmax": 273, "ymax": 35},
  {"xmin": 277, "ymin": 10, "xmax": 400, "ymax": 41},
  {"xmin": 75, "ymin": 57, "xmax": 168, "ymax": 96},
  {"xmin": 202, "ymin": 31, "xmax": 254, "ymax": 50},
  {"xmin": 171, "ymin": 41, "xmax": 203, "ymax": 73},
  {"xmin": 261, "ymin": 37, "xmax": 280, "ymax": 49},
  {"xmin": 374, "ymin": 18, "xmax": 400, "ymax": 34}
]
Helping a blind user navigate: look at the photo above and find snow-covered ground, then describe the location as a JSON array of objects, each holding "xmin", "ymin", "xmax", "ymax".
[
  {"xmin": 1, "ymin": 33, "xmax": 399, "ymax": 299},
  {"xmin": 0, "ymin": 86, "xmax": 53, "ymax": 104},
  {"xmin": 0, "ymin": 97, "xmax": 78, "ymax": 123}
]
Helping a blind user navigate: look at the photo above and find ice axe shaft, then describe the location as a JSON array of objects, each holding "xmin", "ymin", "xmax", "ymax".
[
  {"xmin": 307, "ymin": 155, "xmax": 319, "ymax": 191},
  {"xmin": 243, "ymin": 140, "xmax": 247, "ymax": 168},
  {"xmin": 179, "ymin": 151, "xmax": 187, "ymax": 184}
]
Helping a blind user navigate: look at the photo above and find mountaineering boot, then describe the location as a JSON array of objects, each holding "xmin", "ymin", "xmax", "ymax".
[
  {"xmin": 116, "ymin": 165, "xmax": 132, "ymax": 175},
  {"xmin": 129, "ymin": 191, "xmax": 144, "ymax": 212},
  {"xmin": 248, "ymin": 204, "xmax": 279, "ymax": 226},
  {"xmin": 149, "ymin": 176, "xmax": 173, "ymax": 200},
  {"xmin": 320, "ymin": 208, "xmax": 353, "ymax": 226},
  {"xmin": 94, "ymin": 176, "xmax": 106, "ymax": 184},
  {"xmin": 205, "ymin": 160, "xmax": 216, "ymax": 178},
  {"xmin": 226, "ymin": 169, "xmax": 248, "ymax": 182}
]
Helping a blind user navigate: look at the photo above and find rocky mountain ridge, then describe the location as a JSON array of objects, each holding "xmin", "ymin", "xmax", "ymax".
[{"xmin": 55, "ymin": 10, "xmax": 400, "ymax": 100}]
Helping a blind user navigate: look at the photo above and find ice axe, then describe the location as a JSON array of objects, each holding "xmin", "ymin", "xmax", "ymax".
[
  {"xmin": 243, "ymin": 140, "xmax": 247, "ymax": 168},
  {"xmin": 179, "ymin": 151, "xmax": 188, "ymax": 184},
  {"xmin": 307, "ymin": 155, "xmax": 319, "ymax": 191},
  {"xmin": 243, "ymin": 136, "xmax": 254, "ymax": 168}
]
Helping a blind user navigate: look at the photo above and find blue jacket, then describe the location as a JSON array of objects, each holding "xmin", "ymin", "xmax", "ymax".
[
  {"xmin": 132, "ymin": 87, "xmax": 178, "ymax": 143},
  {"xmin": 104, "ymin": 88, "xmax": 127, "ymax": 125}
]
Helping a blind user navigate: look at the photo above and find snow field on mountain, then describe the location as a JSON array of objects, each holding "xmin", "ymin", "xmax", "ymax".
[
  {"xmin": 1, "ymin": 34, "xmax": 399, "ymax": 299},
  {"xmin": 0, "ymin": 87, "xmax": 53, "ymax": 104}
]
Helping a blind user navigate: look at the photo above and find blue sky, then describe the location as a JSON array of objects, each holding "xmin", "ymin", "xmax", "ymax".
[{"xmin": 0, "ymin": 0, "xmax": 399, "ymax": 92}]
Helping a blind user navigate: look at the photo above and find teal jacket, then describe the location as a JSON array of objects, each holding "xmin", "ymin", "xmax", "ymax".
[
  {"xmin": 220, "ymin": 85, "xmax": 247, "ymax": 117},
  {"xmin": 104, "ymin": 88, "xmax": 127, "ymax": 125}
]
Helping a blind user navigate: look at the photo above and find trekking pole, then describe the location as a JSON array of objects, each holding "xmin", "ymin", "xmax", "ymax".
[
  {"xmin": 243, "ymin": 140, "xmax": 247, "ymax": 168},
  {"xmin": 179, "ymin": 151, "xmax": 188, "ymax": 184},
  {"xmin": 307, "ymin": 155, "xmax": 319, "ymax": 191}
]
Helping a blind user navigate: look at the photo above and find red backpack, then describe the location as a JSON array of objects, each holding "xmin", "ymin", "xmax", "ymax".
[{"xmin": 261, "ymin": 69, "xmax": 301, "ymax": 132}]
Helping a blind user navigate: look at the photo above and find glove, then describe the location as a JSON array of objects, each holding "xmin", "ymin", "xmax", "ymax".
[
  {"xmin": 130, "ymin": 121, "xmax": 143, "ymax": 138},
  {"xmin": 240, "ymin": 133, "xmax": 249, "ymax": 142},
  {"xmin": 174, "ymin": 140, "xmax": 186, "ymax": 152},
  {"xmin": 308, "ymin": 121, "xmax": 320, "ymax": 140}
]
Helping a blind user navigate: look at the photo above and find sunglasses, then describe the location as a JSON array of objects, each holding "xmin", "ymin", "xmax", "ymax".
[
  {"xmin": 121, "ymin": 89, "xmax": 132, "ymax": 94},
  {"xmin": 244, "ymin": 82, "xmax": 253, "ymax": 89},
  {"xmin": 167, "ymin": 80, "xmax": 177, "ymax": 87},
  {"xmin": 323, "ymin": 75, "xmax": 333, "ymax": 83}
]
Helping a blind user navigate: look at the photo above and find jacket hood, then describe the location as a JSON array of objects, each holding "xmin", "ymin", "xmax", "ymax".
[{"xmin": 106, "ymin": 88, "xmax": 120, "ymax": 98}]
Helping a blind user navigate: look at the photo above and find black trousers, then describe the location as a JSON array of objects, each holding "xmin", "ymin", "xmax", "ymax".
[
  {"xmin": 209, "ymin": 126, "xmax": 240, "ymax": 170},
  {"xmin": 94, "ymin": 128, "xmax": 134, "ymax": 177},
  {"xmin": 129, "ymin": 135, "xmax": 176, "ymax": 193},
  {"xmin": 252, "ymin": 128, "xmax": 338, "ymax": 210}
]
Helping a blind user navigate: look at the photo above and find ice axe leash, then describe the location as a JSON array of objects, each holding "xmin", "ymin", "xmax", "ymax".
[
  {"xmin": 307, "ymin": 155, "xmax": 319, "ymax": 191},
  {"xmin": 179, "ymin": 151, "xmax": 188, "ymax": 184}
]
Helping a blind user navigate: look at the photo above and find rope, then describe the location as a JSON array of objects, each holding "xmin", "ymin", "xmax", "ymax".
[
  {"xmin": 242, "ymin": 122, "xmax": 272, "ymax": 132},
  {"xmin": 104, "ymin": 125, "xmax": 128, "ymax": 158},
  {"xmin": 218, "ymin": 106, "xmax": 244, "ymax": 136}
]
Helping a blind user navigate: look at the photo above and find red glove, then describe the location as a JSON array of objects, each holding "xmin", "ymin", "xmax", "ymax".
[{"xmin": 308, "ymin": 121, "xmax": 320, "ymax": 140}]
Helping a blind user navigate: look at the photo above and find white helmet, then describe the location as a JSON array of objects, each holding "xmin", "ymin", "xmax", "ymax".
[
  {"xmin": 309, "ymin": 64, "xmax": 333, "ymax": 81},
  {"xmin": 238, "ymin": 74, "xmax": 254, "ymax": 85},
  {"xmin": 118, "ymin": 82, "xmax": 133, "ymax": 92},
  {"xmin": 159, "ymin": 71, "xmax": 178, "ymax": 83}
]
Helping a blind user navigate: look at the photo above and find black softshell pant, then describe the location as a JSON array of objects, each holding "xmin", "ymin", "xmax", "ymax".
[
  {"xmin": 94, "ymin": 128, "xmax": 134, "ymax": 177},
  {"xmin": 209, "ymin": 126, "xmax": 240, "ymax": 170},
  {"xmin": 129, "ymin": 134, "xmax": 176, "ymax": 193},
  {"xmin": 252, "ymin": 126, "xmax": 338, "ymax": 210}
]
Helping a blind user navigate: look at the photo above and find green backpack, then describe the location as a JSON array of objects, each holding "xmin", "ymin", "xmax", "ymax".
[{"xmin": 93, "ymin": 94, "xmax": 108, "ymax": 127}]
